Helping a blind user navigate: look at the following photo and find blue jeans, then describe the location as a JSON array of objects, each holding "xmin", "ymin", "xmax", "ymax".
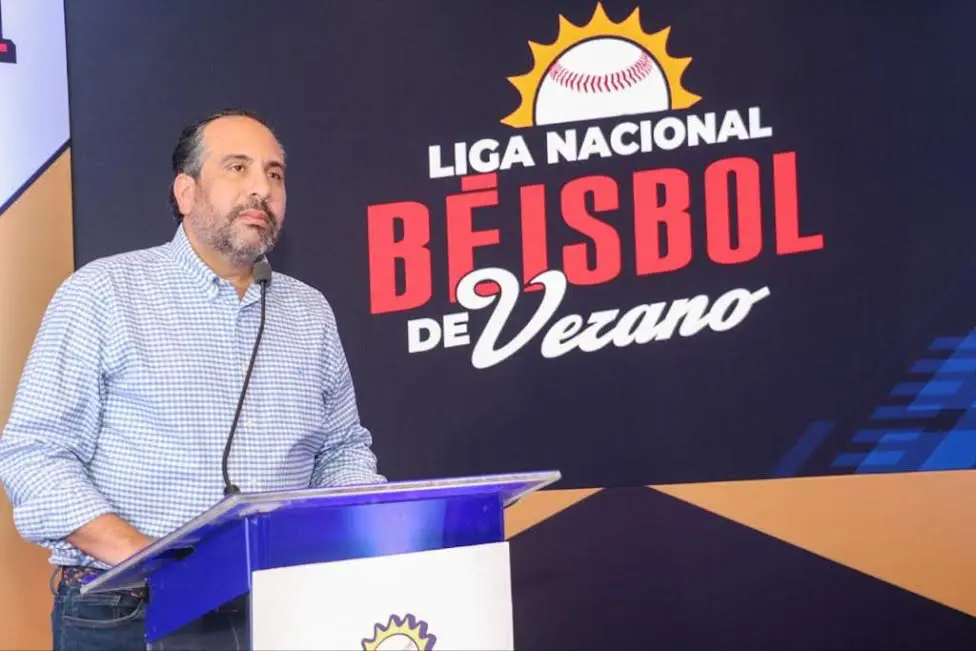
[{"xmin": 52, "ymin": 575, "xmax": 249, "ymax": 651}]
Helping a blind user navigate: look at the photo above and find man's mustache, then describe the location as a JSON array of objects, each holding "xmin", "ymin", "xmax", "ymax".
[{"xmin": 232, "ymin": 200, "xmax": 278, "ymax": 230}]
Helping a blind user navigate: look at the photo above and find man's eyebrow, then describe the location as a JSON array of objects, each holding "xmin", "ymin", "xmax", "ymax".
[
  {"xmin": 219, "ymin": 153, "xmax": 252, "ymax": 164},
  {"xmin": 219, "ymin": 154, "xmax": 285, "ymax": 170}
]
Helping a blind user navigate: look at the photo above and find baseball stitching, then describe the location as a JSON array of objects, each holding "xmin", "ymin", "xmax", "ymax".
[{"xmin": 546, "ymin": 51, "xmax": 655, "ymax": 94}]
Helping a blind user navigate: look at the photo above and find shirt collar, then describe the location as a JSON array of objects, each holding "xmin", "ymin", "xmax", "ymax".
[
  {"xmin": 167, "ymin": 223, "xmax": 218, "ymax": 291},
  {"xmin": 166, "ymin": 223, "xmax": 266, "ymax": 306}
]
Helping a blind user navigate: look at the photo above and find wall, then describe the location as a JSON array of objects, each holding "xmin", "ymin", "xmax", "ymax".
[{"xmin": 0, "ymin": 2, "xmax": 73, "ymax": 648}]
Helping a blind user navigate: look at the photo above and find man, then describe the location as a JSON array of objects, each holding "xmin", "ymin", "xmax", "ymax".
[{"xmin": 0, "ymin": 109, "xmax": 386, "ymax": 650}]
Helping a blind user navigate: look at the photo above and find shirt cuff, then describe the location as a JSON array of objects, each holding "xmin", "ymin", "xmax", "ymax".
[
  {"xmin": 13, "ymin": 476, "xmax": 117, "ymax": 545},
  {"xmin": 315, "ymin": 469, "xmax": 387, "ymax": 488}
]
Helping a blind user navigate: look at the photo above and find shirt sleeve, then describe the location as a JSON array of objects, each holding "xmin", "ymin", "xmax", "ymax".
[
  {"xmin": 0, "ymin": 271, "xmax": 118, "ymax": 547},
  {"xmin": 310, "ymin": 300, "xmax": 386, "ymax": 488}
]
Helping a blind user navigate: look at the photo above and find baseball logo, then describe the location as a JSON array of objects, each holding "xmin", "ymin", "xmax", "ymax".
[
  {"xmin": 501, "ymin": 3, "xmax": 700, "ymax": 129},
  {"xmin": 535, "ymin": 38, "xmax": 668, "ymax": 126}
]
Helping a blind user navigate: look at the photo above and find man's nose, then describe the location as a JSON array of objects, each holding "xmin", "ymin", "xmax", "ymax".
[{"xmin": 249, "ymin": 169, "xmax": 271, "ymax": 198}]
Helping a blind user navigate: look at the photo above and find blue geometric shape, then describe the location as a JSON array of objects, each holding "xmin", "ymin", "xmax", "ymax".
[
  {"xmin": 939, "ymin": 359, "xmax": 976, "ymax": 372},
  {"xmin": 911, "ymin": 359, "xmax": 945, "ymax": 373},
  {"xmin": 911, "ymin": 358, "xmax": 976, "ymax": 373},
  {"xmin": 851, "ymin": 429, "xmax": 921, "ymax": 443},
  {"xmin": 909, "ymin": 390, "xmax": 974, "ymax": 410},
  {"xmin": 881, "ymin": 431, "xmax": 922, "ymax": 443},
  {"xmin": 890, "ymin": 381, "xmax": 962, "ymax": 397},
  {"xmin": 919, "ymin": 429, "xmax": 976, "ymax": 470},
  {"xmin": 843, "ymin": 431, "xmax": 953, "ymax": 474},
  {"xmin": 871, "ymin": 405, "xmax": 942, "ymax": 420},
  {"xmin": 891, "ymin": 432, "xmax": 951, "ymax": 472},
  {"xmin": 795, "ymin": 328, "xmax": 976, "ymax": 476},
  {"xmin": 890, "ymin": 382, "xmax": 927, "ymax": 397},
  {"xmin": 929, "ymin": 337, "xmax": 966, "ymax": 351},
  {"xmin": 770, "ymin": 421, "xmax": 833, "ymax": 478},
  {"xmin": 941, "ymin": 348, "xmax": 976, "ymax": 358},
  {"xmin": 831, "ymin": 453, "xmax": 865, "ymax": 467},
  {"xmin": 950, "ymin": 407, "xmax": 976, "ymax": 429},
  {"xmin": 861, "ymin": 450, "xmax": 904, "ymax": 466},
  {"xmin": 919, "ymin": 380, "xmax": 963, "ymax": 396}
]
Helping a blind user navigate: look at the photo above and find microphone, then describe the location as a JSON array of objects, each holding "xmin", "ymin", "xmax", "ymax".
[{"xmin": 221, "ymin": 257, "xmax": 273, "ymax": 496}]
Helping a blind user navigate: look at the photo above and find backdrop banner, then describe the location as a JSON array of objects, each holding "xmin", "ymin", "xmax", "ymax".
[{"xmin": 63, "ymin": 1, "xmax": 976, "ymax": 648}]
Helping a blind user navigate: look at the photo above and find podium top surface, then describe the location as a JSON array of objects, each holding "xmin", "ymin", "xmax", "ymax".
[{"xmin": 82, "ymin": 470, "xmax": 560, "ymax": 594}]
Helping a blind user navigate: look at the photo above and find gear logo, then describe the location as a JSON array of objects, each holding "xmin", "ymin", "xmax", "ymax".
[
  {"xmin": 361, "ymin": 613, "xmax": 437, "ymax": 651},
  {"xmin": 501, "ymin": 2, "xmax": 700, "ymax": 128}
]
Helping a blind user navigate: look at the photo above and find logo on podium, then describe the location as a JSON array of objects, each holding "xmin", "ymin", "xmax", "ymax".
[
  {"xmin": 0, "ymin": 0, "xmax": 16, "ymax": 64},
  {"xmin": 361, "ymin": 613, "xmax": 437, "ymax": 650}
]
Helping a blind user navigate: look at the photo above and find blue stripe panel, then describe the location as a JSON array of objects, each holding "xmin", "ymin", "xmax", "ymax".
[
  {"xmin": 910, "ymin": 359, "xmax": 976, "ymax": 373},
  {"xmin": 929, "ymin": 337, "xmax": 965, "ymax": 351},
  {"xmin": 957, "ymin": 335, "xmax": 976, "ymax": 350},
  {"xmin": 881, "ymin": 431, "xmax": 922, "ymax": 443},
  {"xmin": 910, "ymin": 380, "xmax": 976, "ymax": 410},
  {"xmin": 860, "ymin": 432, "xmax": 946, "ymax": 473},
  {"xmin": 769, "ymin": 422, "xmax": 833, "ymax": 477},
  {"xmin": 871, "ymin": 405, "xmax": 942, "ymax": 420},
  {"xmin": 890, "ymin": 382, "xmax": 926, "ymax": 397},
  {"xmin": 942, "ymin": 348, "xmax": 976, "ymax": 358},
  {"xmin": 808, "ymin": 330, "xmax": 976, "ymax": 476},
  {"xmin": 852, "ymin": 429, "xmax": 922, "ymax": 443},
  {"xmin": 832, "ymin": 453, "xmax": 865, "ymax": 467},
  {"xmin": 910, "ymin": 359, "xmax": 944, "ymax": 373},
  {"xmin": 941, "ymin": 359, "xmax": 976, "ymax": 372},
  {"xmin": 861, "ymin": 450, "xmax": 904, "ymax": 466},
  {"xmin": 891, "ymin": 381, "xmax": 962, "ymax": 397},
  {"xmin": 919, "ymin": 380, "xmax": 963, "ymax": 396},
  {"xmin": 920, "ymin": 429, "xmax": 976, "ymax": 470},
  {"xmin": 950, "ymin": 408, "xmax": 976, "ymax": 429}
]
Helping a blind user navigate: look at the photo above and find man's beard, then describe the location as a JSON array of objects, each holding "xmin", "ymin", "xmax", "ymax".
[{"xmin": 197, "ymin": 197, "xmax": 280, "ymax": 268}]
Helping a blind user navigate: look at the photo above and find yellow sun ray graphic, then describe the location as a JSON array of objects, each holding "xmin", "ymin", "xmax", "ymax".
[
  {"xmin": 501, "ymin": 3, "xmax": 702, "ymax": 128},
  {"xmin": 361, "ymin": 614, "xmax": 437, "ymax": 651}
]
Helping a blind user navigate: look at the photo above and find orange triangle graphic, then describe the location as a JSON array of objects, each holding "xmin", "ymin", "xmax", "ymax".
[
  {"xmin": 505, "ymin": 488, "xmax": 601, "ymax": 538},
  {"xmin": 651, "ymin": 471, "xmax": 976, "ymax": 617}
]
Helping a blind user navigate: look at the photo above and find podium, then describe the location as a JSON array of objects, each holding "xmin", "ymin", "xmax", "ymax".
[{"xmin": 81, "ymin": 470, "xmax": 560, "ymax": 650}]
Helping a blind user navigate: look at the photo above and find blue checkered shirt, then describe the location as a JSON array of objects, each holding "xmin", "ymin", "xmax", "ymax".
[{"xmin": 0, "ymin": 225, "xmax": 385, "ymax": 568}]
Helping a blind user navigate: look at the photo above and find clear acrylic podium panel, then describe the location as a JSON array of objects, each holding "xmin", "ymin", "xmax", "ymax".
[{"xmin": 82, "ymin": 470, "xmax": 561, "ymax": 596}]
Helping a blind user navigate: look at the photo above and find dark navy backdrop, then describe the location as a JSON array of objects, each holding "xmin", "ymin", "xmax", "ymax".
[
  {"xmin": 66, "ymin": 0, "xmax": 976, "ymax": 488},
  {"xmin": 64, "ymin": 2, "xmax": 976, "ymax": 646}
]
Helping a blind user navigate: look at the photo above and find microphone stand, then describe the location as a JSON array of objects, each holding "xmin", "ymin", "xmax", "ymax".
[{"xmin": 222, "ymin": 262, "xmax": 272, "ymax": 496}]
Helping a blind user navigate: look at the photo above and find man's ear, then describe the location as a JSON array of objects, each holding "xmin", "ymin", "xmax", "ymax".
[{"xmin": 173, "ymin": 173, "xmax": 197, "ymax": 218}]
